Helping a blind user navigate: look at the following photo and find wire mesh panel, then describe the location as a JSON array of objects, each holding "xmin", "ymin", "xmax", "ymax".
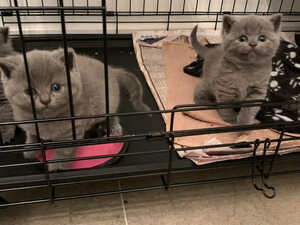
[{"xmin": 0, "ymin": 0, "xmax": 300, "ymax": 207}]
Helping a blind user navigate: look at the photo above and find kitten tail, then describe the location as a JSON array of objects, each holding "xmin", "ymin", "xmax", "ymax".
[
  {"xmin": 118, "ymin": 72, "xmax": 152, "ymax": 116},
  {"xmin": 190, "ymin": 25, "xmax": 208, "ymax": 58}
]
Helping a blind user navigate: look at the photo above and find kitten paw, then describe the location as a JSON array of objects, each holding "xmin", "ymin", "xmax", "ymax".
[
  {"xmin": 48, "ymin": 163, "xmax": 59, "ymax": 172},
  {"xmin": 217, "ymin": 109, "xmax": 237, "ymax": 124},
  {"xmin": 237, "ymin": 130, "xmax": 251, "ymax": 137},
  {"xmin": 223, "ymin": 118, "xmax": 237, "ymax": 124},
  {"xmin": 23, "ymin": 151, "xmax": 39, "ymax": 159},
  {"xmin": 48, "ymin": 162, "xmax": 71, "ymax": 172},
  {"xmin": 111, "ymin": 123, "xmax": 123, "ymax": 136},
  {"xmin": 220, "ymin": 114, "xmax": 237, "ymax": 124},
  {"xmin": 237, "ymin": 115, "xmax": 252, "ymax": 126}
]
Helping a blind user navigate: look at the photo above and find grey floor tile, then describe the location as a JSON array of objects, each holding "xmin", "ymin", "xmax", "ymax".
[
  {"xmin": 25, "ymin": 201, "xmax": 71, "ymax": 219},
  {"xmin": 2, "ymin": 171, "xmax": 300, "ymax": 225},
  {"xmin": 0, "ymin": 211, "xmax": 22, "ymax": 225},
  {"xmin": 0, "ymin": 180, "xmax": 124, "ymax": 225},
  {"xmin": 0, "ymin": 202, "xmax": 71, "ymax": 225},
  {"xmin": 122, "ymin": 173, "xmax": 300, "ymax": 225},
  {"xmin": 71, "ymin": 211, "xmax": 125, "ymax": 225},
  {"xmin": 122, "ymin": 189, "xmax": 174, "ymax": 225},
  {"xmin": 70, "ymin": 193, "xmax": 125, "ymax": 225},
  {"xmin": 25, "ymin": 215, "xmax": 71, "ymax": 225},
  {"xmin": 259, "ymin": 174, "xmax": 300, "ymax": 225},
  {"xmin": 1, "ymin": 193, "xmax": 125, "ymax": 225}
]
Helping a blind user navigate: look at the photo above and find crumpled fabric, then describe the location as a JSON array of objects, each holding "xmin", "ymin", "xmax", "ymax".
[{"xmin": 257, "ymin": 40, "xmax": 300, "ymax": 133}]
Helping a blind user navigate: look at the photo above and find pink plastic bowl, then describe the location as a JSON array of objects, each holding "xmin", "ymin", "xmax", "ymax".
[{"xmin": 37, "ymin": 142, "xmax": 124, "ymax": 169}]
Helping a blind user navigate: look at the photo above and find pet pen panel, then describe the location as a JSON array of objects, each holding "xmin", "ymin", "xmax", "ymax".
[{"xmin": 0, "ymin": 0, "xmax": 300, "ymax": 207}]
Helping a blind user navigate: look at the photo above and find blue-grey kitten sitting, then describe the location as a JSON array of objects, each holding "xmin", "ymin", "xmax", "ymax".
[
  {"xmin": 191, "ymin": 14, "xmax": 282, "ymax": 126},
  {"xmin": 0, "ymin": 48, "xmax": 150, "ymax": 171}
]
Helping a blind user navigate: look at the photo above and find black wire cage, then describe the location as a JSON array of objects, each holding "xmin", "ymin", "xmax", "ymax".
[{"xmin": 1, "ymin": 0, "xmax": 300, "ymax": 207}]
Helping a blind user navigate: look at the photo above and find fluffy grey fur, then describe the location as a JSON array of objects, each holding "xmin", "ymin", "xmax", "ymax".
[
  {"xmin": 0, "ymin": 27, "xmax": 17, "ymax": 144},
  {"xmin": 0, "ymin": 48, "xmax": 150, "ymax": 171},
  {"xmin": 191, "ymin": 14, "xmax": 282, "ymax": 126}
]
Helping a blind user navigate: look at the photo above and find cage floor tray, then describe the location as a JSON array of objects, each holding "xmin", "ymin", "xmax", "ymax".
[{"xmin": 1, "ymin": 41, "xmax": 300, "ymax": 190}]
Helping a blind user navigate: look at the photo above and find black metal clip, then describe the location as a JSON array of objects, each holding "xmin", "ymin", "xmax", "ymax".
[{"xmin": 251, "ymin": 139, "xmax": 276, "ymax": 199}]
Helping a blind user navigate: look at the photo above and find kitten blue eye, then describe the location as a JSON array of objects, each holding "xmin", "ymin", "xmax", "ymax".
[
  {"xmin": 51, "ymin": 83, "xmax": 61, "ymax": 92},
  {"xmin": 24, "ymin": 88, "xmax": 37, "ymax": 96},
  {"xmin": 258, "ymin": 35, "xmax": 266, "ymax": 42},
  {"xmin": 239, "ymin": 35, "xmax": 248, "ymax": 42}
]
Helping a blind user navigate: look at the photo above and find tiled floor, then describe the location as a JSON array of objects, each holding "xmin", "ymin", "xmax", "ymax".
[{"xmin": 1, "ymin": 171, "xmax": 300, "ymax": 225}]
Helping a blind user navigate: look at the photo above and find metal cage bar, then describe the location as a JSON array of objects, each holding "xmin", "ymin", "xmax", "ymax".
[
  {"xmin": 59, "ymin": 0, "xmax": 77, "ymax": 140},
  {"xmin": 256, "ymin": 0, "xmax": 261, "ymax": 13},
  {"xmin": 279, "ymin": 0, "xmax": 284, "ymax": 12},
  {"xmin": 102, "ymin": 0, "xmax": 110, "ymax": 136},
  {"xmin": 13, "ymin": 0, "xmax": 52, "ymax": 201}
]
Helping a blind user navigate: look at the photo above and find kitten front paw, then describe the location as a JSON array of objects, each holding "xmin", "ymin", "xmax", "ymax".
[
  {"xmin": 237, "ymin": 114, "xmax": 252, "ymax": 126},
  {"xmin": 237, "ymin": 130, "xmax": 251, "ymax": 136},
  {"xmin": 48, "ymin": 162, "xmax": 71, "ymax": 172},
  {"xmin": 217, "ymin": 111, "xmax": 237, "ymax": 124},
  {"xmin": 48, "ymin": 163, "xmax": 59, "ymax": 172},
  {"xmin": 95, "ymin": 121, "xmax": 123, "ymax": 136},
  {"xmin": 222, "ymin": 117, "xmax": 237, "ymax": 124},
  {"xmin": 237, "ymin": 114, "xmax": 253, "ymax": 135},
  {"xmin": 111, "ymin": 123, "xmax": 123, "ymax": 136},
  {"xmin": 23, "ymin": 151, "xmax": 39, "ymax": 159}
]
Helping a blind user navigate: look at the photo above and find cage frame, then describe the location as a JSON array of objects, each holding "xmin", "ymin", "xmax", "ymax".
[{"xmin": 1, "ymin": 0, "xmax": 300, "ymax": 207}]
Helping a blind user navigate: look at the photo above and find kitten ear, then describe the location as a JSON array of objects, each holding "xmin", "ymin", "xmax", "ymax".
[
  {"xmin": 0, "ymin": 27, "xmax": 9, "ymax": 44},
  {"xmin": 53, "ymin": 48, "xmax": 76, "ymax": 71},
  {"xmin": 270, "ymin": 14, "xmax": 282, "ymax": 32},
  {"xmin": 223, "ymin": 15, "xmax": 236, "ymax": 34},
  {"xmin": 0, "ymin": 56, "xmax": 18, "ymax": 79}
]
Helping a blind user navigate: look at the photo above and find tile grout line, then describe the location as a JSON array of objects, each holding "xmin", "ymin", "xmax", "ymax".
[{"xmin": 118, "ymin": 181, "xmax": 129, "ymax": 225}]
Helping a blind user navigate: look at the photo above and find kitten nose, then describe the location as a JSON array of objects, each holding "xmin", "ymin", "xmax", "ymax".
[
  {"xmin": 40, "ymin": 97, "xmax": 51, "ymax": 106},
  {"xmin": 249, "ymin": 42, "xmax": 257, "ymax": 48}
]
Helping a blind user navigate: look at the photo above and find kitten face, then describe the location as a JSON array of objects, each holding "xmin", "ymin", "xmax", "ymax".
[
  {"xmin": 0, "ymin": 49, "xmax": 82, "ymax": 117},
  {"xmin": 222, "ymin": 15, "xmax": 281, "ymax": 63}
]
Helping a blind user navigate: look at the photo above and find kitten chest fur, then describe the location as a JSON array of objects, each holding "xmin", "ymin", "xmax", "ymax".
[{"xmin": 204, "ymin": 46, "xmax": 272, "ymax": 100}]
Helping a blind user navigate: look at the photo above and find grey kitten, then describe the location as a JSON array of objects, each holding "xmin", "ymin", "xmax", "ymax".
[
  {"xmin": 191, "ymin": 14, "xmax": 282, "ymax": 126},
  {"xmin": 0, "ymin": 27, "xmax": 17, "ymax": 144},
  {"xmin": 0, "ymin": 48, "xmax": 150, "ymax": 171}
]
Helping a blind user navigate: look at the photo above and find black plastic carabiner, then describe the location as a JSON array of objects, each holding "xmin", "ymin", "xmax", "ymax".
[{"xmin": 251, "ymin": 139, "xmax": 276, "ymax": 199}]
